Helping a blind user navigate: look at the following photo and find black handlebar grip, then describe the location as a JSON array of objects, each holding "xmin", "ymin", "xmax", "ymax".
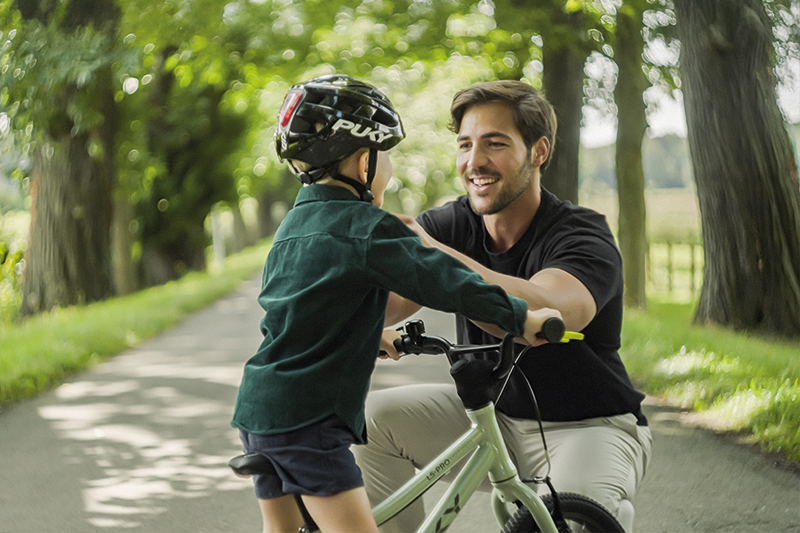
[
  {"xmin": 393, "ymin": 337, "xmax": 406, "ymax": 354},
  {"xmin": 537, "ymin": 317, "xmax": 566, "ymax": 343}
]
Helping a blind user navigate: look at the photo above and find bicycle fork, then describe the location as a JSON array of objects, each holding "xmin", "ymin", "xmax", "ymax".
[{"xmin": 481, "ymin": 405, "xmax": 559, "ymax": 533}]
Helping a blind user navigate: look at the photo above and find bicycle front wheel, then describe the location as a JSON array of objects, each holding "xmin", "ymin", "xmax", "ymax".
[{"xmin": 500, "ymin": 492, "xmax": 624, "ymax": 533}]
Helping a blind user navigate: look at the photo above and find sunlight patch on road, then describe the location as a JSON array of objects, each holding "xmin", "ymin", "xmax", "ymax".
[{"xmin": 36, "ymin": 373, "xmax": 250, "ymax": 529}]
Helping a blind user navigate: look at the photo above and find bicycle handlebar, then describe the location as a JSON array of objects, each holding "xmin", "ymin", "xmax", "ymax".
[{"xmin": 392, "ymin": 317, "xmax": 579, "ymax": 381}]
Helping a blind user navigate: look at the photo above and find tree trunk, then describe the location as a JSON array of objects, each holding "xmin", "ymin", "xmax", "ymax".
[
  {"xmin": 21, "ymin": 132, "xmax": 113, "ymax": 314},
  {"xmin": 614, "ymin": 5, "xmax": 648, "ymax": 309},
  {"xmin": 19, "ymin": 0, "xmax": 121, "ymax": 314},
  {"xmin": 541, "ymin": 30, "xmax": 588, "ymax": 205},
  {"xmin": 138, "ymin": 49, "xmax": 240, "ymax": 284},
  {"xmin": 96, "ymin": 56, "xmax": 135, "ymax": 297},
  {"xmin": 111, "ymin": 194, "xmax": 136, "ymax": 295},
  {"xmin": 229, "ymin": 200, "xmax": 253, "ymax": 253},
  {"xmin": 675, "ymin": 0, "xmax": 800, "ymax": 337},
  {"xmin": 257, "ymin": 168, "xmax": 299, "ymax": 239},
  {"xmin": 256, "ymin": 191, "xmax": 275, "ymax": 240}
]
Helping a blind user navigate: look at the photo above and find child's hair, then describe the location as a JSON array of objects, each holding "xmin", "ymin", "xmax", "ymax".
[{"xmin": 275, "ymin": 75, "xmax": 405, "ymax": 201}]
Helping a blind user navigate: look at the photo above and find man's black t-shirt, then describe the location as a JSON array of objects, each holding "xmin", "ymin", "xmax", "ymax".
[{"xmin": 417, "ymin": 189, "xmax": 647, "ymax": 425}]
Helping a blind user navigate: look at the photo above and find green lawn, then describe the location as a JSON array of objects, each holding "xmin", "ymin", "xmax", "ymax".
[
  {"xmin": 1, "ymin": 238, "xmax": 798, "ymax": 464},
  {"xmin": 622, "ymin": 302, "xmax": 800, "ymax": 461}
]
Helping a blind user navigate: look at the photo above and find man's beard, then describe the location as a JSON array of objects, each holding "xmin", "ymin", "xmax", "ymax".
[{"xmin": 467, "ymin": 157, "xmax": 534, "ymax": 216}]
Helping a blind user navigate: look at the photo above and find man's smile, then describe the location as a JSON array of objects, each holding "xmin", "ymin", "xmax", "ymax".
[{"xmin": 468, "ymin": 169, "xmax": 501, "ymax": 191}]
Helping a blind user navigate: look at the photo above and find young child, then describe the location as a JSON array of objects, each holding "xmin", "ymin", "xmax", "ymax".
[{"xmin": 231, "ymin": 75, "xmax": 560, "ymax": 533}]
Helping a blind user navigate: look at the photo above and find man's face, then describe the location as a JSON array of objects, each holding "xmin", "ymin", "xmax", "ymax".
[{"xmin": 456, "ymin": 102, "xmax": 534, "ymax": 216}]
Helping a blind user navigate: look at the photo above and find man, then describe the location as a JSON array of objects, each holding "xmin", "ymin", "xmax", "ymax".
[{"xmin": 353, "ymin": 80, "xmax": 652, "ymax": 533}]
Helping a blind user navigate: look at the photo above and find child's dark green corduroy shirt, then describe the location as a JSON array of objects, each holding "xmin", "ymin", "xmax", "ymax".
[{"xmin": 231, "ymin": 184, "xmax": 528, "ymax": 444}]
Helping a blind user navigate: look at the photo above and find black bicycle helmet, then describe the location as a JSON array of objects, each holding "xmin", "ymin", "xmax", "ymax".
[{"xmin": 276, "ymin": 74, "xmax": 405, "ymax": 201}]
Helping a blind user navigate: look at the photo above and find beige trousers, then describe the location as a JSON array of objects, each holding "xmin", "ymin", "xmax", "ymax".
[{"xmin": 352, "ymin": 384, "xmax": 652, "ymax": 533}]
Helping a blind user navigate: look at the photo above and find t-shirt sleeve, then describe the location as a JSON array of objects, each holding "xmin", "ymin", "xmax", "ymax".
[
  {"xmin": 417, "ymin": 199, "xmax": 474, "ymax": 251},
  {"xmin": 417, "ymin": 206, "xmax": 449, "ymax": 240},
  {"xmin": 365, "ymin": 214, "xmax": 528, "ymax": 338},
  {"xmin": 540, "ymin": 217, "xmax": 622, "ymax": 312}
]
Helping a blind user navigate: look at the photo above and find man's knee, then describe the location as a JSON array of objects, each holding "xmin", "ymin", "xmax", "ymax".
[
  {"xmin": 616, "ymin": 498, "xmax": 635, "ymax": 533},
  {"xmin": 544, "ymin": 477, "xmax": 619, "ymax": 513}
]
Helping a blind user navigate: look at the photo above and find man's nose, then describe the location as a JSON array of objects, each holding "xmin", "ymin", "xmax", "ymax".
[{"xmin": 466, "ymin": 145, "xmax": 488, "ymax": 169}]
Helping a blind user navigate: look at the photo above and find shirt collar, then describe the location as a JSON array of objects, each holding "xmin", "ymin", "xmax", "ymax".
[{"xmin": 294, "ymin": 184, "xmax": 362, "ymax": 207}]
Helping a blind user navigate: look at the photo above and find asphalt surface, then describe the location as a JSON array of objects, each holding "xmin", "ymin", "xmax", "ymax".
[{"xmin": 1, "ymin": 275, "xmax": 798, "ymax": 532}]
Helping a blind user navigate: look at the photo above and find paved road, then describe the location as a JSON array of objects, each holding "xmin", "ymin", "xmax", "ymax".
[{"xmin": 1, "ymin": 276, "xmax": 798, "ymax": 532}]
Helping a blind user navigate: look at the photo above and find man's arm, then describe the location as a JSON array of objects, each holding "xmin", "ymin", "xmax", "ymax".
[
  {"xmin": 396, "ymin": 215, "xmax": 596, "ymax": 336},
  {"xmin": 471, "ymin": 266, "xmax": 596, "ymax": 340},
  {"xmin": 384, "ymin": 292, "xmax": 422, "ymax": 327}
]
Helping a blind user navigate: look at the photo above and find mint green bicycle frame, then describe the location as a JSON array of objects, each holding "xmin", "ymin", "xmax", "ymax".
[{"xmin": 370, "ymin": 402, "xmax": 558, "ymax": 533}]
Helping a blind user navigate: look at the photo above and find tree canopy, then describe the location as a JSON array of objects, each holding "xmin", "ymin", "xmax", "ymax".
[
  {"xmin": 4, "ymin": 0, "xmax": 619, "ymax": 305},
  {"xmin": 1, "ymin": 0, "xmax": 799, "ymax": 338}
]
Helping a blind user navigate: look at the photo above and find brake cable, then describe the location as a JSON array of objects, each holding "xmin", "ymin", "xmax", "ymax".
[{"xmin": 496, "ymin": 345, "xmax": 552, "ymax": 481}]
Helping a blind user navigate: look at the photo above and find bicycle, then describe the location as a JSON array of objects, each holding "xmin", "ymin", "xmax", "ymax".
[{"xmin": 229, "ymin": 317, "xmax": 623, "ymax": 533}]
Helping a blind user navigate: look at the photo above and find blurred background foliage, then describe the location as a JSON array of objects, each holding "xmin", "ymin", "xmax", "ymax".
[{"xmin": 0, "ymin": 0, "xmax": 798, "ymax": 324}]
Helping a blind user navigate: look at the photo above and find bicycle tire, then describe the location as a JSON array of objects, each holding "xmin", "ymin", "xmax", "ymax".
[{"xmin": 500, "ymin": 492, "xmax": 624, "ymax": 533}]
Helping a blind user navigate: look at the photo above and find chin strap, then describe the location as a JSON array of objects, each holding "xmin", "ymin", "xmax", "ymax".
[{"xmin": 291, "ymin": 149, "xmax": 377, "ymax": 202}]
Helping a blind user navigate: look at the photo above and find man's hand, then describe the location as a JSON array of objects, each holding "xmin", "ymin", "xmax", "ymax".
[
  {"xmin": 396, "ymin": 214, "xmax": 436, "ymax": 247},
  {"xmin": 522, "ymin": 307, "xmax": 563, "ymax": 347}
]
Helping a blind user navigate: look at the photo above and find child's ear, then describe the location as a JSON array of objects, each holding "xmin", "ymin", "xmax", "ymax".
[{"xmin": 357, "ymin": 149, "xmax": 371, "ymax": 184}]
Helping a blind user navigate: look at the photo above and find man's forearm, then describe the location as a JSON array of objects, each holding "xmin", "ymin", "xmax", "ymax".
[
  {"xmin": 429, "ymin": 240, "xmax": 596, "ymax": 332},
  {"xmin": 384, "ymin": 292, "xmax": 423, "ymax": 327}
]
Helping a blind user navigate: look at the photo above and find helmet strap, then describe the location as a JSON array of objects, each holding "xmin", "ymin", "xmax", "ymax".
[
  {"xmin": 329, "ymin": 169, "xmax": 374, "ymax": 203},
  {"xmin": 289, "ymin": 161, "xmax": 327, "ymax": 185},
  {"xmin": 291, "ymin": 148, "xmax": 378, "ymax": 203},
  {"xmin": 326, "ymin": 148, "xmax": 378, "ymax": 202},
  {"xmin": 363, "ymin": 148, "xmax": 378, "ymax": 202}
]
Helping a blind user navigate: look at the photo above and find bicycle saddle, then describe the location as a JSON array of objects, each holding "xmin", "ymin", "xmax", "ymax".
[{"xmin": 228, "ymin": 453, "xmax": 276, "ymax": 477}]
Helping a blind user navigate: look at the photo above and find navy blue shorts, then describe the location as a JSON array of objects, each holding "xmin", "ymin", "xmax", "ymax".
[{"xmin": 238, "ymin": 416, "xmax": 364, "ymax": 500}]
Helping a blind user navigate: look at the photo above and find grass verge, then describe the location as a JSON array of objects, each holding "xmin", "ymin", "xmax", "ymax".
[
  {"xmin": 621, "ymin": 302, "xmax": 800, "ymax": 462},
  {"xmin": 0, "ymin": 240, "xmax": 270, "ymax": 410}
]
